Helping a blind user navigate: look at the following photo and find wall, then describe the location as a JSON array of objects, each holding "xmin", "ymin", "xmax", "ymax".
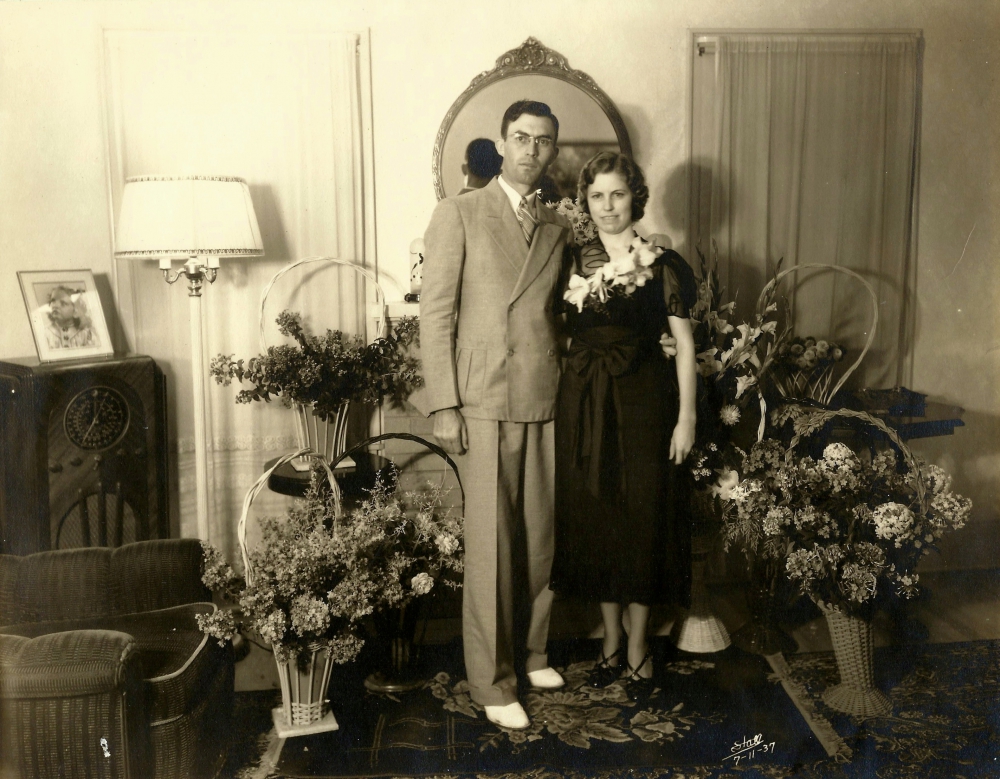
[{"xmin": 0, "ymin": 0, "xmax": 996, "ymax": 567}]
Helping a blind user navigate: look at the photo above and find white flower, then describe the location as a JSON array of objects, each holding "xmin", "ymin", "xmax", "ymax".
[
  {"xmin": 730, "ymin": 478, "xmax": 762, "ymax": 505},
  {"xmin": 872, "ymin": 502, "xmax": 916, "ymax": 544},
  {"xmin": 715, "ymin": 318, "xmax": 735, "ymax": 335},
  {"xmin": 822, "ymin": 443, "xmax": 855, "ymax": 463},
  {"xmin": 563, "ymin": 273, "xmax": 591, "ymax": 313},
  {"xmin": 410, "ymin": 572, "xmax": 434, "ymax": 596},
  {"xmin": 818, "ymin": 443, "xmax": 861, "ymax": 492},
  {"xmin": 920, "ymin": 463, "xmax": 953, "ymax": 494},
  {"xmin": 711, "ymin": 468, "xmax": 741, "ymax": 501},
  {"xmin": 697, "ymin": 348, "xmax": 723, "ymax": 377},
  {"xmin": 435, "ymin": 533, "xmax": 459, "ymax": 556},
  {"xmin": 735, "ymin": 374, "xmax": 757, "ymax": 398},
  {"xmin": 719, "ymin": 404, "xmax": 741, "ymax": 426},
  {"xmin": 762, "ymin": 507, "xmax": 792, "ymax": 536},
  {"xmin": 633, "ymin": 267, "xmax": 654, "ymax": 286},
  {"xmin": 630, "ymin": 238, "xmax": 663, "ymax": 267}
]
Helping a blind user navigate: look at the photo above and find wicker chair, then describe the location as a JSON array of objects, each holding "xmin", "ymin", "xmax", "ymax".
[{"xmin": 0, "ymin": 539, "xmax": 233, "ymax": 779}]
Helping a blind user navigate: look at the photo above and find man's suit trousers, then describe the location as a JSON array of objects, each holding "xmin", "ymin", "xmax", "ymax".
[{"xmin": 457, "ymin": 416, "xmax": 556, "ymax": 706}]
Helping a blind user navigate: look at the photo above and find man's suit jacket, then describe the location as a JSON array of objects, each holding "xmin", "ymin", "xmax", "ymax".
[{"xmin": 419, "ymin": 178, "xmax": 571, "ymax": 422}]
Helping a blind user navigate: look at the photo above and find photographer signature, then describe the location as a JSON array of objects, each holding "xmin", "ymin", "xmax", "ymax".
[{"xmin": 722, "ymin": 733, "xmax": 776, "ymax": 766}]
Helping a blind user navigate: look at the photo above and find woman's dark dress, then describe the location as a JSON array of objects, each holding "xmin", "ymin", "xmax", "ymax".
[{"xmin": 551, "ymin": 241, "xmax": 696, "ymax": 607}]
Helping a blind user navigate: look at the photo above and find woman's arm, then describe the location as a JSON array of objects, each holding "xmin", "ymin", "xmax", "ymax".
[{"xmin": 667, "ymin": 315, "xmax": 697, "ymax": 464}]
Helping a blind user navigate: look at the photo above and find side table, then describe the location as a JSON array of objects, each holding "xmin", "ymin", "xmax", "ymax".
[{"xmin": 264, "ymin": 452, "xmax": 397, "ymax": 509}]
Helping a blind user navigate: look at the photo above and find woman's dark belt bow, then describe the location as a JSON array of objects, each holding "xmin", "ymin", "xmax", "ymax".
[{"xmin": 567, "ymin": 327, "xmax": 641, "ymax": 498}]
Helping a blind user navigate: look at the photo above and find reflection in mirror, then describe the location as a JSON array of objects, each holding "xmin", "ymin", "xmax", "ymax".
[{"xmin": 433, "ymin": 38, "xmax": 631, "ymax": 201}]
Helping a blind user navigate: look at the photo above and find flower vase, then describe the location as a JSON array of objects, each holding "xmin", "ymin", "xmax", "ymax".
[
  {"xmin": 364, "ymin": 602, "xmax": 424, "ymax": 694},
  {"xmin": 670, "ymin": 533, "xmax": 731, "ymax": 652},
  {"xmin": 732, "ymin": 560, "xmax": 798, "ymax": 656},
  {"xmin": 292, "ymin": 401, "xmax": 353, "ymax": 472},
  {"xmin": 819, "ymin": 604, "xmax": 892, "ymax": 717},
  {"xmin": 272, "ymin": 643, "xmax": 340, "ymax": 737}
]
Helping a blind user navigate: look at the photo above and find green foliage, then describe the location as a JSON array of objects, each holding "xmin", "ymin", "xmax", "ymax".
[
  {"xmin": 196, "ymin": 468, "xmax": 463, "ymax": 664},
  {"xmin": 722, "ymin": 431, "xmax": 971, "ymax": 617},
  {"xmin": 210, "ymin": 311, "xmax": 422, "ymax": 421}
]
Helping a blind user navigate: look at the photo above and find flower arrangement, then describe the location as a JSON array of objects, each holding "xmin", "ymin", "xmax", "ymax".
[
  {"xmin": 562, "ymin": 236, "xmax": 664, "ymax": 313},
  {"xmin": 770, "ymin": 335, "xmax": 847, "ymax": 403},
  {"xmin": 686, "ymin": 245, "xmax": 786, "ymax": 500},
  {"xmin": 548, "ymin": 196, "xmax": 597, "ymax": 244},
  {"xmin": 721, "ymin": 409, "xmax": 971, "ymax": 617},
  {"xmin": 346, "ymin": 473, "xmax": 464, "ymax": 611},
  {"xmin": 210, "ymin": 310, "xmax": 422, "ymax": 422},
  {"xmin": 690, "ymin": 246, "xmax": 785, "ymax": 416},
  {"xmin": 196, "ymin": 469, "xmax": 463, "ymax": 663}
]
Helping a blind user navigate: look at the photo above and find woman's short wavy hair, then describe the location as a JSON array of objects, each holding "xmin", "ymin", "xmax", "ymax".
[{"xmin": 577, "ymin": 151, "xmax": 649, "ymax": 223}]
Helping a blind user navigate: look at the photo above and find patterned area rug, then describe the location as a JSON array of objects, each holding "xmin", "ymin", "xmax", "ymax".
[
  {"xmin": 777, "ymin": 640, "xmax": 1000, "ymax": 778},
  {"xmin": 222, "ymin": 638, "xmax": 829, "ymax": 778},
  {"xmin": 220, "ymin": 639, "xmax": 1000, "ymax": 778}
]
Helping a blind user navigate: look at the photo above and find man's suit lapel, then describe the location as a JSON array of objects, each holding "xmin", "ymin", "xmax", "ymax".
[
  {"xmin": 483, "ymin": 180, "xmax": 529, "ymax": 273},
  {"xmin": 509, "ymin": 203, "xmax": 567, "ymax": 304}
]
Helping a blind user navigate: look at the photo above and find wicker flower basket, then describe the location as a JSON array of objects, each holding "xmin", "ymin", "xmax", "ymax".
[
  {"xmin": 785, "ymin": 407, "xmax": 928, "ymax": 719},
  {"xmin": 670, "ymin": 533, "xmax": 731, "ymax": 653},
  {"xmin": 259, "ymin": 257, "xmax": 388, "ymax": 472},
  {"xmin": 274, "ymin": 642, "xmax": 337, "ymax": 727},
  {"xmin": 238, "ymin": 448, "xmax": 344, "ymax": 736},
  {"xmin": 817, "ymin": 601, "xmax": 892, "ymax": 717},
  {"xmin": 291, "ymin": 399, "xmax": 351, "ymax": 471},
  {"xmin": 783, "ymin": 407, "xmax": 926, "ymax": 719},
  {"xmin": 755, "ymin": 263, "xmax": 879, "ymax": 407}
]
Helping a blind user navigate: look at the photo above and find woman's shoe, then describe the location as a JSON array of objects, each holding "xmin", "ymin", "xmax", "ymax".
[
  {"xmin": 589, "ymin": 647, "xmax": 622, "ymax": 688},
  {"xmin": 622, "ymin": 647, "xmax": 655, "ymax": 702}
]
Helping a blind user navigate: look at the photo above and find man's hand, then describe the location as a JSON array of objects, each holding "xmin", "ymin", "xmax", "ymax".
[
  {"xmin": 660, "ymin": 334, "xmax": 678, "ymax": 359},
  {"xmin": 433, "ymin": 407, "xmax": 469, "ymax": 455}
]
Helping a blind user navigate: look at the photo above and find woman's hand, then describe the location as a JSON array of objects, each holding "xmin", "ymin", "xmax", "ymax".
[{"xmin": 669, "ymin": 415, "xmax": 696, "ymax": 465}]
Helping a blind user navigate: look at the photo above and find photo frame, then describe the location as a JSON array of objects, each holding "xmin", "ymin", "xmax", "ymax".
[{"xmin": 18, "ymin": 269, "xmax": 114, "ymax": 362}]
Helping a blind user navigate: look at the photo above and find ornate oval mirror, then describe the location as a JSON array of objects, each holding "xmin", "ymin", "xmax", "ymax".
[{"xmin": 433, "ymin": 38, "xmax": 631, "ymax": 201}]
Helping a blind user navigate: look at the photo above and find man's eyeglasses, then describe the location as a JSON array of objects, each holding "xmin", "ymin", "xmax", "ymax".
[{"xmin": 507, "ymin": 132, "xmax": 554, "ymax": 150}]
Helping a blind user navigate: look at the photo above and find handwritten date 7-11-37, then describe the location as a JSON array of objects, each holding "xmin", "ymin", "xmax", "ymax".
[{"xmin": 723, "ymin": 734, "xmax": 776, "ymax": 766}]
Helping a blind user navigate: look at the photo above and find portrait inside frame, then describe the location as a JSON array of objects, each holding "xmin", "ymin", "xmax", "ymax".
[{"xmin": 18, "ymin": 269, "xmax": 114, "ymax": 362}]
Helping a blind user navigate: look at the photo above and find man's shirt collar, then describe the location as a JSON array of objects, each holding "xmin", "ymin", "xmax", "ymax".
[{"xmin": 497, "ymin": 175, "xmax": 537, "ymax": 214}]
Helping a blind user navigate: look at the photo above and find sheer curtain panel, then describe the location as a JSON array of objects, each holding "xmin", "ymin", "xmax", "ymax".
[
  {"xmin": 692, "ymin": 34, "xmax": 921, "ymax": 389},
  {"xmin": 104, "ymin": 31, "xmax": 371, "ymax": 557}
]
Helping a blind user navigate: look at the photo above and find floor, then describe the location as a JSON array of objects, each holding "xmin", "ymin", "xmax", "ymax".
[{"xmin": 234, "ymin": 567, "xmax": 1000, "ymax": 691}]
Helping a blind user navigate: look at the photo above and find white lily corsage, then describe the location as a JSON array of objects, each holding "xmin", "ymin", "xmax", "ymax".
[{"xmin": 563, "ymin": 236, "xmax": 663, "ymax": 313}]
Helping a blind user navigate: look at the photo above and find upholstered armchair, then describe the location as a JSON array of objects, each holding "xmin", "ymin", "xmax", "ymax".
[{"xmin": 0, "ymin": 539, "xmax": 234, "ymax": 779}]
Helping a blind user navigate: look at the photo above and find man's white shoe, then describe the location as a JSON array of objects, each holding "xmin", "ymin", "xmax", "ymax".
[
  {"xmin": 484, "ymin": 702, "xmax": 530, "ymax": 730},
  {"xmin": 527, "ymin": 667, "xmax": 565, "ymax": 689}
]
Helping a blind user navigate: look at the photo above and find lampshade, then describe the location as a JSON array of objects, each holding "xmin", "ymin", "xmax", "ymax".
[{"xmin": 114, "ymin": 175, "xmax": 264, "ymax": 259}]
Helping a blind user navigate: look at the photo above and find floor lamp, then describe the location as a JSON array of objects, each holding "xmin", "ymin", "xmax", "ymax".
[{"xmin": 114, "ymin": 175, "xmax": 264, "ymax": 542}]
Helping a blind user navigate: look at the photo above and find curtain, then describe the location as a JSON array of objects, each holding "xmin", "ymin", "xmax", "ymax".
[
  {"xmin": 694, "ymin": 34, "xmax": 920, "ymax": 390},
  {"xmin": 104, "ymin": 31, "xmax": 369, "ymax": 559}
]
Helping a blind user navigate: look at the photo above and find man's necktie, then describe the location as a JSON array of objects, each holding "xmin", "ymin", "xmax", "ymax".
[{"xmin": 517, "ymin": 197, "xmax": 538, "ymax": 245}]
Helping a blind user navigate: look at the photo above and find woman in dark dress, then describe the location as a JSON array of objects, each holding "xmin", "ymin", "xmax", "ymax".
[{"xmin": 551, "ymin": 152, "xmax": 698, "ymax": 693}]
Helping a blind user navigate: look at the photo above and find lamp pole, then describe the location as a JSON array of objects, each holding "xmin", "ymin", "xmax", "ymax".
[
  {"xmin": 162, "ymin": 255, "xmax": 217, "ymax": 542},
  {"xmin": 115, "ymin": 175, "xmax": 263, "ymax": 544}
]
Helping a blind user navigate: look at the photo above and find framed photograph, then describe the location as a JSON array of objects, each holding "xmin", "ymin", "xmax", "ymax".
[{"xmin": 18, "ymin": 270, "xmax": 114, "ymax": 362}]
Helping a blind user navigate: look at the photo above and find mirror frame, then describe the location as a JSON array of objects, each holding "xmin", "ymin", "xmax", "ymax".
[{"xmin": 432, "ymin": 37, "xmax": 632, "ymax": 200}]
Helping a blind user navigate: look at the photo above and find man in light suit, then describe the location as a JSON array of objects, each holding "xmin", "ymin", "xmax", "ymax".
[{"xmin": 420, "ymin": 100, "xmax": 571, "ymax": 730}]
